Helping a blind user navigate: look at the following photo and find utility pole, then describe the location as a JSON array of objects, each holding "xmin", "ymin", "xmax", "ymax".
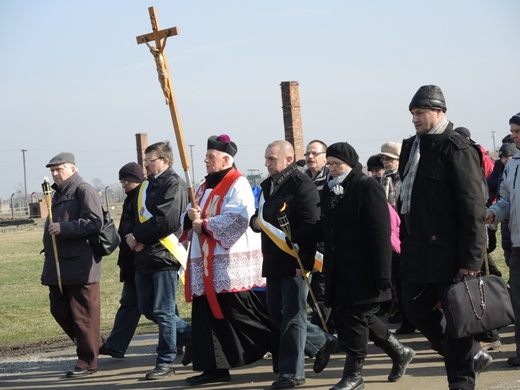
[
  {"xmin": 104, "ymin": 186, "xmax": 110, "ymax": 210},
  {"xmin": 189, "ymin": 144, "xmax": 195, "ymax": 183},
  {"xmin": 21, "ymin": 149, "xmax": 27, "ymax": 207},
  {"xmin": 491, "ymin": 131, "xmax": 497, "ymax": 152}
]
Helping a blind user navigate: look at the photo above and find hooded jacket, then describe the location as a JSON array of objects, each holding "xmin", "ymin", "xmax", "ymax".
[{"xmin": 488, "ymin": 150, "xmax": 520, "ymax": 247}]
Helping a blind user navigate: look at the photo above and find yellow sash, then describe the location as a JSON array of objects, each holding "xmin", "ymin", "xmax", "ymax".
[
  {"xmin": 138, "ymin": 181, "xmax": 188, "ymax": 277},
  {"xmin": 257, "ymin": 193, "xmax": 323, "ymax": 272}
]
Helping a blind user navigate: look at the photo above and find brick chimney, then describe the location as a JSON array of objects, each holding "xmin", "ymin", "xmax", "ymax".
[
  {"xmin": 280, "ymin": 81, "xmax": 304, "ymax": 161},
  {"xmin": 135, "ymin": 133, "xmax": 148, "ymax": 175}
]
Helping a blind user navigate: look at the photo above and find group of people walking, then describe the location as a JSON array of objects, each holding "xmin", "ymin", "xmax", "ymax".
[{"xmin": 40, "ymin": 84, "xmax": 520, "ymax": 390}]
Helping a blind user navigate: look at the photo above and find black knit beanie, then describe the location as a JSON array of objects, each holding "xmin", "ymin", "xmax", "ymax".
[
  {"xmin": 367, "ymin": 155, "xmax": 384, "ymax": 170},
  {"xmin": 499, "ymin": 143, "xmax": 518, "ymax": 158},
  {"xmin": 326, "ymin": 142, "xmax": 359, "ymax": 167},
  {"xmin": 119, "ymin": 162, "xmax": 145, "ymax": 183},
  {"xmin": 509, "ymin": 112, "xmax": 520, "ymax": 126}
]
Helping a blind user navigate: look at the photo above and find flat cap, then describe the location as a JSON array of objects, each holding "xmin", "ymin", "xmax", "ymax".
[{"xmin": 46, "ymin": 152, "xmax": 76, "ymax": 167}]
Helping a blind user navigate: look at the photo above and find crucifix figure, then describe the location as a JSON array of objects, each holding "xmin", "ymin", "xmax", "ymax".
[
  {"xmin": 136, "ymin": 8, "xmax": 178, "ymax": 106},
  {"xmin": 144, "ymin": 40, "xmax": 170, "ymax": 104},
  {"xmin": 136, "ymin": 6, "xmax": 198, "ymax": 207}
]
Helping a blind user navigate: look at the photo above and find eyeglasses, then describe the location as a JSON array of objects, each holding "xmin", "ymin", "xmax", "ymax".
[
  {"xmin": 143, "ymin": 157, "xmax": 162, "ymax": 164},
  {"xmin": 325, "ymin": 161, "xmax": 345, "ymax": 168},
  {"xmin": 120, "ymin": 180, "xmax": 129, "ymax": 185},
  {"xmin": 380, "ymin": 156, "xmax": 396, "ymax": 161},
  {"xmin": 304, "ymin": 151, "xmax": 325, "ymax": 158}
]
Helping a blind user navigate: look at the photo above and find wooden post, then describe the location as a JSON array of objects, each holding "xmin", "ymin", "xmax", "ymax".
[{"xmin": 136, "ymin": 7, "xmax": 197, "ymax": 205}]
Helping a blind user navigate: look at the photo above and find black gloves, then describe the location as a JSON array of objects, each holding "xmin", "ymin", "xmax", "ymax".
[
  {"xmin": 487, "ymin": 225, "xmax": 497, "ymax": 253},
  {"xmin": 375, "ymin": 279, "xmax": 392, "ymax": 291}
]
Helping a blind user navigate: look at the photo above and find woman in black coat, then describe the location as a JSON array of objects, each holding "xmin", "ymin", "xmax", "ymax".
[{"xmin": 295, "ymin": 142, "xmax": 415, "ymax": 390}]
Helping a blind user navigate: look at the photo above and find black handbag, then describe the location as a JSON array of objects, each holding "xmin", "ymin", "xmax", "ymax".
[
  {"xmin": 443, "ymin": 273, "xmax": 514, "ymax": 339},
  {"xmin": 89, "ymin": 208, "xmax": 121, "ymax": 257}
]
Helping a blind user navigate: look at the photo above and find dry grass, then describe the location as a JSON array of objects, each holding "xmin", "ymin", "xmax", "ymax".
[
  {"xmin": 0, "ymin": 218, "xmax": 191, "ymax": 348},
  {"xmin": 0, "ymin": 217, "xmax": 509, "ymax": 348}
]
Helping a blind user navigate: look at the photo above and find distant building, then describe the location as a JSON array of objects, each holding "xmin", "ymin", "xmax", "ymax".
[{"xmin": 246, "ymin": 169, "xmax": 263, "ymax": 186}]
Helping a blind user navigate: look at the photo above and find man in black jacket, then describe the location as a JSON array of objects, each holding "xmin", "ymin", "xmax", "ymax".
[
  {"xmin": 125, "ymin": 141, "xmax": 188, "ymax": 380},
  {"xmin": 251, "ymin": 140, "xmax": 334, "ymax": 389},
  {"xmin": 399, "ymin": 85, "xmax": 491, "ymax": 390}
]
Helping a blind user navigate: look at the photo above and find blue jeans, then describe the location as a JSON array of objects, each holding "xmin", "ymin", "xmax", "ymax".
[
  {"xmin": 305, "ymin": 320, "xmax": 327, "ymax": 358},
  {"xmin": 135, "ymin": 270, "xmax": 177, "ymax": 367},
  {"xmin": 266, "ymin": 276, "xmax": 308, "ymax": 379},
  {"xmin": 105, "ymin": 278, "xmax": 141, "ymax": 354},
  {"xmin": 176, "ymin": 312, "xmax": 192, "ymax": 348}
]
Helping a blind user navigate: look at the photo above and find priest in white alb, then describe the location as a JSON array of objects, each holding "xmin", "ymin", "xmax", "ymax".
[{"xmin": 180, "ymin": 134, "xmax": 279, "ymax": 385}]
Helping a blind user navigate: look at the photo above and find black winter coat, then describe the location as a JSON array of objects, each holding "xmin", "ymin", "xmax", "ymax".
[
  {"xmin": 301, "ymin": 163, "xmax": 392, "ymax": 307},
  {"xmin": 117, "ymin": 185, "xmax": 138, "ymax": 282},
  {"xmin": 133, "ymin": 168, "xmax": 188, "ymax": 274},
  {"xmin": 251, "ymin": 163, "xmax": 319, "ymax": 277},
  {"xmin": 398, "ymin": 125, "xmax": 486, "ymax": 283}
]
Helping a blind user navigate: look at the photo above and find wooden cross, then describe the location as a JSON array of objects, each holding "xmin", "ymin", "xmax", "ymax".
[{"xmin": 136, "ymin": 6, "xmax": 197, "ymax": 206}]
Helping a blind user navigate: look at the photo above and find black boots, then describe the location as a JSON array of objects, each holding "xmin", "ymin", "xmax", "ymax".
[
  {"xmin": 330, "ymin": 356, "xmax": 365, "ymax": 390},
  {"xmin": 330, "ymin": 334, "xmax": 414, "ymax": 389},
  {"xmin": 376, "ymin": 333, "xmax": 416, "ymax": 382}
]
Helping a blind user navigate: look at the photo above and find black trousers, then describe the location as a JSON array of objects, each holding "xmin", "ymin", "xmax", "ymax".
[
  {"xmin": 333, "ymin": 303, "xmax": 390, "ymax": 359},
  {"xmin": 49, "ymin": 283, "xmax": 101, "ymax": 370},
  {"xmin": 402, "ymin": 282, "xmax": 479, "ymax": 390}
]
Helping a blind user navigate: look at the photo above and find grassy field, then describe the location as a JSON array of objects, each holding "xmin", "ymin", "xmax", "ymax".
[
  {"xmin": 0, "ymin": 215, "xmax": 191, "ymax": 348},
  {"xmin": 0, "ymin": 215, "xmax": 509, "ymax": 348}
]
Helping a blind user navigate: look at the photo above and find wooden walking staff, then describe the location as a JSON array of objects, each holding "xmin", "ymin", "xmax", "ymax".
[
  {"xmin": 136, "ymin": 6, "xmax": 197, "ymax": 205},
  {"xmin": 277, "ymin": 204, "xmax": 329, "ymax": 332},
  {"xmin": 42, "ymin": 178, "xmax": 63, "ymax": 294}
]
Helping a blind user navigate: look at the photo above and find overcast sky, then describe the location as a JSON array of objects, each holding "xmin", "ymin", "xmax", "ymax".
[{"xmin": 1, "ymin": 0, "xmax": 519, "ymax": 201}]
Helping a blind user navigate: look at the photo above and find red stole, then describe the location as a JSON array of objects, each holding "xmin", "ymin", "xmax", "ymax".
[{"xmin": 184, "ymin": 168, "xmax": 242, "ymax": 319}]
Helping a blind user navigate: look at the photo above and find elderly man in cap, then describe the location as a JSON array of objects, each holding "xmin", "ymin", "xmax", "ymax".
[
  {"xmin": 373, "ymin": 142, "xmax": 401, "ymax": 319},
  {"xmin": 378, "ymin": 142, "xmax": 401, "ymax": 211},
  {"xmin": 376, "ymin": 141, "xmax": 418, "ymax": 336},
  {"xmin": 399, "ymin": 85, "xmax": 491, "ymax": 389},
  {"xmin": 181, "ymin": 134, "xmax": 279, "ymax": 385},
  {"xmin": 42, "ymin": 152, "xmax": 103, "ymax": 378}
]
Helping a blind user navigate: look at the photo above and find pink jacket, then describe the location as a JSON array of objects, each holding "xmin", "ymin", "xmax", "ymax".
[{"xmin": 388, "ymin": 203, "xmax": 401, "ymax": 254}]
